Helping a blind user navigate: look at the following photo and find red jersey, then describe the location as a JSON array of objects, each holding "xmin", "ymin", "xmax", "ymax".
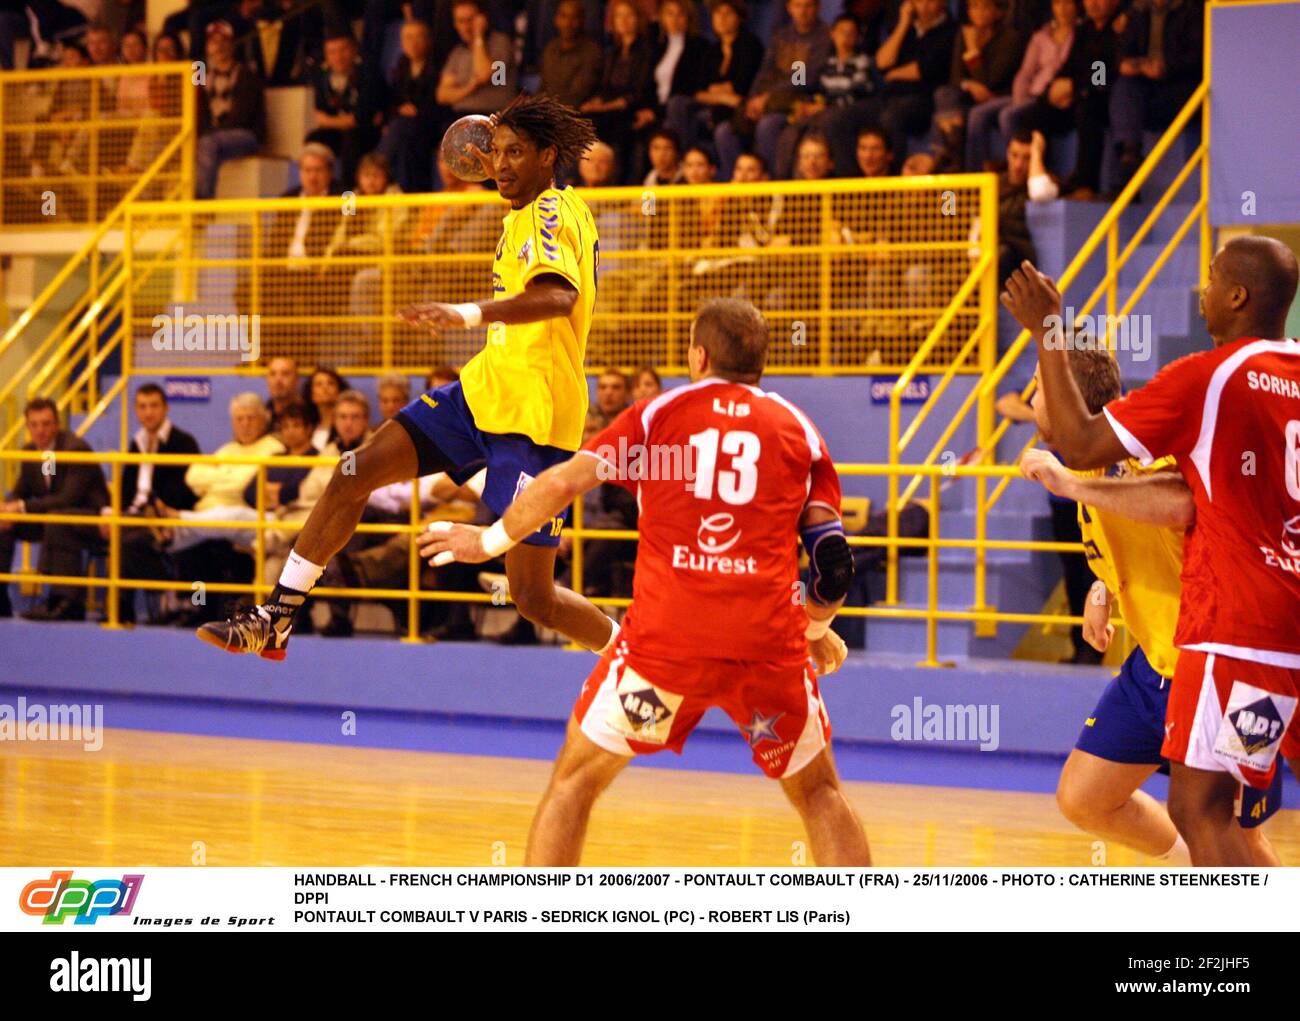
[
  {"xmin": 1103, "ymin": 337, "xmax": 1300, "ymax": 667},
  {"xmin": 581, "ymin": 377, "xmax": 841, "ymax": 665}
]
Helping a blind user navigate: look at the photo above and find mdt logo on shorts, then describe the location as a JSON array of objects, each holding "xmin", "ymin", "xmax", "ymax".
[
  {"xmin": 620, "ymin": 686, "xmax": 673, "ymax": 734},
  {"xmin": 1228, "ymin": 697, "xmax": 1286, "ymax": 755},
  {"xmin": 1213, "ymin": 682, "xmax": 1297, "ymax": 771},
  {"xmin": 19, "ymin": 870, "xmax": 144, "ymax": 925},
  {"xmin": 50, "ymin": 952, "xmax": 151, "ymax": 1001},
  {"xmin": 607, "ymin": 669, "xmax": 683, "ymax": 745}
]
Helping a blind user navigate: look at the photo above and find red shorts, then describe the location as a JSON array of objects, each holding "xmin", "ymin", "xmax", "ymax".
[
  {"xmin": 1162, "ymin": 649, "xmax": 1300, "ymax": 789},
  {"xmin": 572, "ymin": 640, "xmax": 831, "ymax": 779}
]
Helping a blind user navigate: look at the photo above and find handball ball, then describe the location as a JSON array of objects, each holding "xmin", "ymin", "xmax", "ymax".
[{"xmin": 441, "ymin": 115, "xmax": 493, "ymax": 182}]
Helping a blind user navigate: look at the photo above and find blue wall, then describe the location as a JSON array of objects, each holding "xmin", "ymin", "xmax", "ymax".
[{"xmin": 1210, "ymin": 3, "xmax": 1300, "ymax": 225}]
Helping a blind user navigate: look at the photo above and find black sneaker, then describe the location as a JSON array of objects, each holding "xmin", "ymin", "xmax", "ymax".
[{"xmin": 195, "ymin": 592, "xmax": 303, "ymax": 660}]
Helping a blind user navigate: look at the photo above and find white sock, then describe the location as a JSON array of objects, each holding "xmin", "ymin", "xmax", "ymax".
[
  {"xmin": 278, "ymin": 550, "xmax": 325, "ymax": 594},
  {"xmin": 595, "ymin": 618, "xmax": 621, "ymax": 655},
  {"xmin": 1156, "ymin": 833, "xmax": 1191, "ymax": 866}
]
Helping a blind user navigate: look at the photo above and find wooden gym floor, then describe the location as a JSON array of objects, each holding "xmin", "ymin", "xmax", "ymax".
[{"xmin": 2, "ymin": 728, "xmax": 1297, "ymax": 867}]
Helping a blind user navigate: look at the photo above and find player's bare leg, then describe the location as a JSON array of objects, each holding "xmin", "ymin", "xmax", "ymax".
[
  {"xmin": 1167, "ymin": 763, "xmax": 1253, "ymax": 866},
  {"xmin": 506, "ymin": 543, "xmax": 616, "ymax": 650},
  {"xmin": 1242, "ymin": 827, "xmax": 1281, "ymax": 867},
  {"xmin": 1055, "ymin": 751, "xmax": 1179, "ymax": 859},
  {"xmin": 525, "ymin": 716, "xmax": 628, "ymax": 865},
  {"xmin": 780, "ymin": 747, "xmax": 871, "ymax": 866},
  {"xmin": 195, "ymin": 421, "xmax": 418, "ymax": 657}
]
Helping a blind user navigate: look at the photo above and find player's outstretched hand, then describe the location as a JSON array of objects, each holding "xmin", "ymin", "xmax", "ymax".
[
  {"xmin": 1019, "ymin": 447, "xmax": 1076, "ymax": 500},
  {"xmin": 398, "ymin": 302, "xmax": 471, "ymax": 335},
  {"xmin": 419, "ymin": 520, "xmax": 491, "ymax": 566},
  {"xmin": 999, "ymin": 260, "xmax": 1062, "ymax": 340},
  {"xmin": 809, "ymin": 629, "xmax": 848, "ymax": 676}
]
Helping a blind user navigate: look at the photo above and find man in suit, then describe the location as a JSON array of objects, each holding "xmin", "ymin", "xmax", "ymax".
[
  {"xmin": 105, "ymin": 383, "xmax": 202, "ymax": 625},
  {"xmin": 252, "ymin": 144, "xmax": 344, "ymax": 356},
  {"xmin": 0, "ymin": 398, "xmax": 110, "ymax": 620}
]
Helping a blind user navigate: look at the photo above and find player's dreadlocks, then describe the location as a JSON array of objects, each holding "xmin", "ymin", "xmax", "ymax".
[{"xmin": 494, "ymin": 93, "xmax": 598, "ymax": 172}]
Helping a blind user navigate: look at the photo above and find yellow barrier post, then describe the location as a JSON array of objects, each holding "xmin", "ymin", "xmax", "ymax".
[
  {"xmin": 919, "ymin": 472, "xmax": 954, "ymax": 668},
  {"xmin": 1200, "ymin": 0, "xmax": 1213, "ymax": 292},
  {"xmin": 972, "ymin": 176, "xmax": 998, "ymax": 636},
  {"xmin": 254, "ymin": 466, "xmax": 267, "ymax": 600},
  {"xmin": 104, "ymin": 457, "xmax": 123, "ymax": 630}
]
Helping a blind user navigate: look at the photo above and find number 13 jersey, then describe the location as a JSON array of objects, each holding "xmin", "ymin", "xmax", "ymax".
[{"xmin": 581, "ymin": 377, "xmax": 842, "ymax": 664}]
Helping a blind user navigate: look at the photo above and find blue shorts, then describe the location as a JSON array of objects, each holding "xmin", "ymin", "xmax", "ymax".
[
  {"xmin": 394, "ymin": 380, "xmax": 572, "ymax": 548},
  {"xmin": 1076, "ymin": 645, "xmax": 1282, "ymax": 828}
]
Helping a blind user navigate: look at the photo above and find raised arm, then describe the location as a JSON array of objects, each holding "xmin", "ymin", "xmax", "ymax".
[
  {"xmin": 1019, "ymin": 447, "xmax": 1194, "ymax": 528},
  {"xmin": 399, "ymin": 274, "xmax": 578, "ymax": 333},
  {"xmin": 417, "ymin": 451, "xmax": 601, "ymax": 565},
  {"xmin": 1000, "ymin": 261, "xmax": 1130, "ymax": 468}
]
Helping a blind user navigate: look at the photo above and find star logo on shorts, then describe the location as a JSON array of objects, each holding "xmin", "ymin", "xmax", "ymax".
[{"xmin": 740, "ymin": 711, "xmax": 783, "ymax": 747}]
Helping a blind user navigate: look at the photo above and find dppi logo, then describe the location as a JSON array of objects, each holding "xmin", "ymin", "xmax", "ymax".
[{"xmin": 20, "ymin": 871, "xmax": 144, "ymax": 925}]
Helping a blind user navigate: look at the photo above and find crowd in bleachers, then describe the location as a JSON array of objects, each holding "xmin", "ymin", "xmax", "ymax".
[
  {"xmin": 3, "ymin": 0, "xmax": 1202, "ymax": 203},
  {"xmin": 0, "ymin": 364, "xmax": 665, "ymax": 644}
]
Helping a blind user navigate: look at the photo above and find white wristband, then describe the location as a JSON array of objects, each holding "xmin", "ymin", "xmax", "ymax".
[
  {"xmin": 481, "ymin": 519, "xmax": 514, "ymax": 558},
  {"xmin": 450, "ymin": 302, "xmax": 483, "ymax": 328},
  {"xmin": 805, "ymin": 616, "xmax": 832, "ymax": 641}
]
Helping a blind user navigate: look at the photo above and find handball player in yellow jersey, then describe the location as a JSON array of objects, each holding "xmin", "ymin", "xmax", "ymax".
[
  {"xmin": 1018, "ymin": 351, "xmax": 1280, "ymax": 865},
  {"xmin": 196, "ymin": 95, "xmax": 619, "ymax": 660}
]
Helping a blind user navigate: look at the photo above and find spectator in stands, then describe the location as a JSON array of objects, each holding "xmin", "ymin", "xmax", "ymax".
[
  {"xmin": 195, "ymin": 20, "xmax": 267, "ymax": 199},
  {"xmin": 715, "ymin": 0, "xmax": 831, "ymax": 182},
  {"xmin": 856, "ymin": 0, "xmax": 958, "ymax": 163},
  {"xmin": 901, "ymin": 150, "xmax": 937, "ymax": 175},
  {"xmin": 594, "ymin": 368, "xmax": 631, "ymax": 422},
  {"xmin": 326, "ymin": 151, "xmax": 408, "ymax": 354},
  {"xmin": 84, "ymin": 23, "xmax": 118, "ymax": 68},
  {"xmin": 115, "ymin": 29, "xmax": 150, "ymax": 117},
  {"xmin": 152, "ymin": 31, "xmax": 182, "ymax": 63},
  {"xmin": 775, "ymin": 13, "xmax": 873, "ymax": 179},
  {"xmin": 238, "ymin": 0, "xmax": 325, "ymax": 86},
  {"xmin": 437, "ymin": 0, "xmax": 518, "ymax": 129},
  {"xmin": 120, "ymin": 72, "xmax": 183, "ymax": 179},
  {"xmin": 680, "ymin": 146, "xmax": 722, "ymax": 248},
  {"xmin": 427, "ymin": 364, "xmax": 460, "ymax": 390},
  {"xmin": 856, "ymin": 124, "xmax": 895, "ymax": 177},
  {"xmin": 581, "ymin": 0, "xmax": 655, "ymax": 182},
  {"xmin": 931, "ymin": 0, "xmax": 1026, "ymax": 173},
  {"xmin": 378, "ymin": 18, "xmax": 440, "ymax": 193},
  {"xmin": 315, "ymin": 388, "xmax": 377, "ymax": 636},
  {"xmin": 1034, "ymin": 0, "xmax": 1125, "ymax": 199},
  {"xmin": 637, "ymin": 0, "xmax": 711, "ymax": 171},
  {"xmin": 983, "ymin": 130, "xmax": 1057, "ymax": 279},
  {"xmin": 632, "ymin": 365, "xmax": 663, "ymax": 400},
  {"xmin": 794, "ymin": 131, "xmax": 834, "ymax": 181},
  {"xmin": 265, "ymin": 356, "xmax": 301, "ymax": 434},
  {"xmin": 830, "ymin": 126, "xmax": 895, "ymax": 243},
  {"xmin": 307, "ymin": 29, "xmax": 381, "ymax": 189},
  {"xmin": 568, "ymin": 409, "xmax": 638, "ymax": 600},
  {"xmin": 539, "ymin": 0, "xmax": 603, "ymax": 109},
  {"xmin": 0, "ymin": 398, "xmax": 109, "ymax": 621},
  {"xmin": 303, "ymin": 365, "xmax": 349, "ymax": 452},
  {"xmin": 256, "ymin": 144, "xmax": 342, "ymax": 351},
  {"xmin": 997, "ymin": 0, "xmax": 1076, "ymax": 170},
  {"xmin": 577, "ymin": 141, "xmax": 620, "ymax": 187},
  {"xmin": 154, "ymin": 392, "xmax": 284, "ymax": 552},
  {"xmin": 245, "ymin": 401, "xmax": 331, "ymax": 610},
  {"xmin": 664, "ymin": 0, "xmax": 763, "ymax": 157},
  {"xmin": 376, "ymin": 374, "xmax": 412, "ymax": 420},
  {"xmin": 643, "ymin": 127, "xmax": 684, "ymax": 186},
  {"xmin": 32, "ymin": 41, "xmax": 92, "ymax": 182},
  {"xmin": 1111, "ymin": 0, "xmax": 1203, "ymax": 190},
  {"xmin": 109, "ymin": 383, "xmax": 201, "ymax": 625}
]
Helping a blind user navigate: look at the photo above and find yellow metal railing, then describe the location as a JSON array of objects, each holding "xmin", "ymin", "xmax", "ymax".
[
  {"xmin": 0, "ymin": 90, "xmax": 195, "ymax": 487},
  {"xmin": 0, "ymin": 448, "xmax": 1115, "ymax": 668},
  {"xmin": 122, "ymin": 173, "xmax": 996, "ymax": 376},
  {"xmin": 0, "ymin": 62, "xmax": 193, "ymax": 228},
  {"xmin": 884, "ymin": 77, "xmax": 1212, "ymax": 618}
]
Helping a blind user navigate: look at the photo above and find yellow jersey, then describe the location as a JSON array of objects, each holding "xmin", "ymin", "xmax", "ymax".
[
  {"xmin": 459, "ymin": 185, "xmax": 598, "ymax": 452},
  {"xmin": 1075, "ymin": 458, "xmax": 1185, "ymax": 678}
]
